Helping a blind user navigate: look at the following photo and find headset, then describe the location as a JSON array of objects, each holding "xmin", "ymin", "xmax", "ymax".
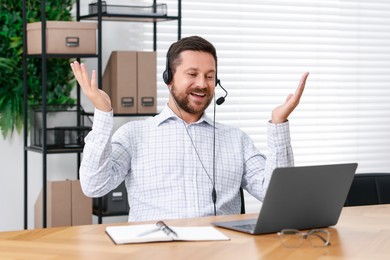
[{"xmin": 162, "ymin": 49, "xmax": 218, "ymax": 86}]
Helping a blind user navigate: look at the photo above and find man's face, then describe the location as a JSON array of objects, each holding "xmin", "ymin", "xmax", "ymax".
[{"xmin": 169, "ymin": 50, "xmax": 216, "ymax": 116}]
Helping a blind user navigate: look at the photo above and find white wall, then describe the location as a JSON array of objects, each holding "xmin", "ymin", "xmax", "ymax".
[{"xmin": 0, "ymin": 134, "xmax": 24, "ymax": 231}]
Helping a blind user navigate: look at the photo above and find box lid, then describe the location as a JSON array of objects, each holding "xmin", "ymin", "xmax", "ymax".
[{"xmin": 27, "ymin": 21, "xmax": 97, "ymax": 30}]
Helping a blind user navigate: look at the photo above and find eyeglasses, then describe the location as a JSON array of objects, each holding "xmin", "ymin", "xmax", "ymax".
[{"xmin": 277, "ymin": 229, "xmax": 331, "ymax": 248}]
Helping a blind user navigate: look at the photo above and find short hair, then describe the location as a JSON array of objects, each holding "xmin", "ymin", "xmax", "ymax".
[{"xmin": 166, "ymin": 36, "xmax": 218, "ymax": 75}]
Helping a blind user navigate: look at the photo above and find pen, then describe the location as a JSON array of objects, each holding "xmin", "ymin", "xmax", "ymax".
[
  {"xmin": 137, "ymin": 227, "xmax": 161, "ymax": 237},
  {"xmin": 137, "ymin": 221, "xmax": 178, "ymax": 238},
  {"xmin": 157, "ymin": 221, "xmax": 178, "ymax": 238}
]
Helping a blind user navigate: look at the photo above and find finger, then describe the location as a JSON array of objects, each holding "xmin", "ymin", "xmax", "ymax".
[
  {"xmin": 285, "ymin": 72, "xmax": 309, "ymax": 107},
  {"xmin": 285, "ymin": 93, "xmax": 293, "ymax": 103},
  {"xmin": 295, "ymin": 72, "xmax": 309, "ymax": 96},
  {"xmin": 80, "ymin": 63, "xmax": 92, "ymax": 90},
  {"xmin": 70, "ymin": 61, "xmax": 83, "ymax": 84},
  {"xmin": 288, "ymin": 72, "xmax": 309, "ymax": 105},
  {"xmin": 70, "ymin": 61, "xmax": 79, "ymax": 77},
  {"xmin": 90, "ymin": 70, "xmax": 97, "ymax": 90}
]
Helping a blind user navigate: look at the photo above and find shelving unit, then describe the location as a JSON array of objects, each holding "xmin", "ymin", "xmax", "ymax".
[
  {"xmin": 22, "ymin": 0, "xmax": 181, "ymax": 228},
  {"xmin": 22, "ymin": 0, "xmax": 94, "ymax": 229}
]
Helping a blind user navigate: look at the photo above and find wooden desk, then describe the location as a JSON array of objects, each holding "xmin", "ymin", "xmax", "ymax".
[{"xmin": 1, "ymin": 205, "xmax": 389, "ymax": 259}]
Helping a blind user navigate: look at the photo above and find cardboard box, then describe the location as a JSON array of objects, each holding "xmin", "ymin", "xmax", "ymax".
[
  {"xmin": 71, "ymin": 180, "xmax": 93, "ymax": 226},
  {"xmin": 103, "ymin": 51, "xmax": 157, "ymax": 114},
  {"xmin": 27, "ymin": 21, "xmax": 97, "ymax": 54},
  {"xmin": 34, "ymin": 180, "xmax": 71, "ymax": 228},
  {"xmin": 137, "ymin": 52, "xmax": 157, "ymax": 114},
  {"xmin": 103, "ymin": 51, "xmax": 137, "ymax": 114},
  {"xmin": 35, "ymin": 180, "xmax": 92, "ymax": 228}
]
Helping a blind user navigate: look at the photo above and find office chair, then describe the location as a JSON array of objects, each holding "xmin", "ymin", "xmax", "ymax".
[
  {"xmin": 240, "ymin": 187, "xmax": 246, "ymax": 214},
  {"xmin": 344, "ymin": 173, "xmax": 390, "ymax": 206}
]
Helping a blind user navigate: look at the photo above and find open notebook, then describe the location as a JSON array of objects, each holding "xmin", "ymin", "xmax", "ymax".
[{"xmin": 106, "ymin": 221, "xmax": 230, "ymax": 244}]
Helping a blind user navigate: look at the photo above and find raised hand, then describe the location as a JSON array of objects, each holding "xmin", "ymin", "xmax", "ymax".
[
  {"xmin": 70, "ymin": 61, "xmax": 112, "ymax": 112},
  {"xmin": 271, "ymin": 72, "xmax": 309, "ymax": 124}
]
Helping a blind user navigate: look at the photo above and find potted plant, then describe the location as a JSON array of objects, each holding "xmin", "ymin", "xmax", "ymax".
[{"xmin": 0, "ymin": 0, "xmax": 76, "ymax": 139}]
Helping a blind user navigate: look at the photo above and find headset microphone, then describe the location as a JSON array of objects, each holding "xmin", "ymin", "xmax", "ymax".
[{"xmin": 216, "ymin": 79, "xmax": 228, "ymax": 105}]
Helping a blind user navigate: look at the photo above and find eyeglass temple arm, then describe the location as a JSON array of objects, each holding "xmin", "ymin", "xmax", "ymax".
[{"xmin": 304, "ymin": 232, "xmax": 331, "ymax": 246}]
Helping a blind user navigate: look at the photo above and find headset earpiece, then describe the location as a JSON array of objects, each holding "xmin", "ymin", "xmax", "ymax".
[
  {"xmin": 163, "ymin": 68, "xmax": 172, "ymax": 85},
  {"xmin": 163, "ymin": 49, "xmax": 172, "ymax": 84}
]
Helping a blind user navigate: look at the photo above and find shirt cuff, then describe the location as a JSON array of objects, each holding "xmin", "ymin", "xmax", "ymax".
[
  {"xmin": 92, "ymin": 107, "xmax": 113, "ymax": 134},
  {"xmin": 267, "ymin": 120, "xmax": 291, "ymax": 147}
]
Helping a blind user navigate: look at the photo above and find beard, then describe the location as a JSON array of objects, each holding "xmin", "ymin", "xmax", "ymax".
[{"xmin": 170, "ymin": 85, "xmax": 213, "ymax": 115}]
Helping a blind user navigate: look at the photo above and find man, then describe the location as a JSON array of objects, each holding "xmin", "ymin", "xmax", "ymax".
[{"xmin": 70, "ymin": 36, "xmax": 309, "ymax": 221}]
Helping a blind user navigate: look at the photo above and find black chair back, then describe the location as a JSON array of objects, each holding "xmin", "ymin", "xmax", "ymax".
[{"xmin": 344, "ymin": 173, "xmax": 390, "ymax": 206}]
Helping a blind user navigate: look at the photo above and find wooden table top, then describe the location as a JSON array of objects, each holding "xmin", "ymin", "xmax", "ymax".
[{"xmin": 1, "ymin": 204, "xmax": 390, "ymax": 259}]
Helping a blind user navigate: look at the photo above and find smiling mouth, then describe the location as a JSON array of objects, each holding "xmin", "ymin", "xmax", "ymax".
[{"xmin": 190, "ymin": 92, "xmax": 206, "ymax": 98}]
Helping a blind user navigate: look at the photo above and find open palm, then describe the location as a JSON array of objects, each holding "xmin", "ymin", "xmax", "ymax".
[
  {"xmin": 271, "ymin": 72, "xmax": 309, "ymax": 124},
  {"xmin": 70, "ymin": 61, "xmax": 112, "ymax": 112}
]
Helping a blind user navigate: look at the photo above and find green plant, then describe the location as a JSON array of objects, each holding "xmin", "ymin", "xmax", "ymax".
[{"xmin": 0, "ymin": 0, "xmax": 76, "ymax": 139}]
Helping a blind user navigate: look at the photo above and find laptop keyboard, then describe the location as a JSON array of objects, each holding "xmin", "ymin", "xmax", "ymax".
[{"xmin": 233, "ymin": 224, "xmax": 256, "ymax": 231}]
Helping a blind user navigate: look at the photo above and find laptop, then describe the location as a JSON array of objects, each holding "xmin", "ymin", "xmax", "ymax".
[{"xmin": 212, "ymin": 163, "xmax": 358, "ymax": 234}]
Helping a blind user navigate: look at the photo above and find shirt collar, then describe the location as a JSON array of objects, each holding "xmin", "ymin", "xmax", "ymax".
[{"xmin": 155, "ymin": 105, "xmax": 215, "ymax": 127}]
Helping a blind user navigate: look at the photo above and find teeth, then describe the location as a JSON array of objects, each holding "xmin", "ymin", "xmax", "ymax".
[{"xmin": 192, "ymin": 93, "xmax": 206, "ymax": 97}]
